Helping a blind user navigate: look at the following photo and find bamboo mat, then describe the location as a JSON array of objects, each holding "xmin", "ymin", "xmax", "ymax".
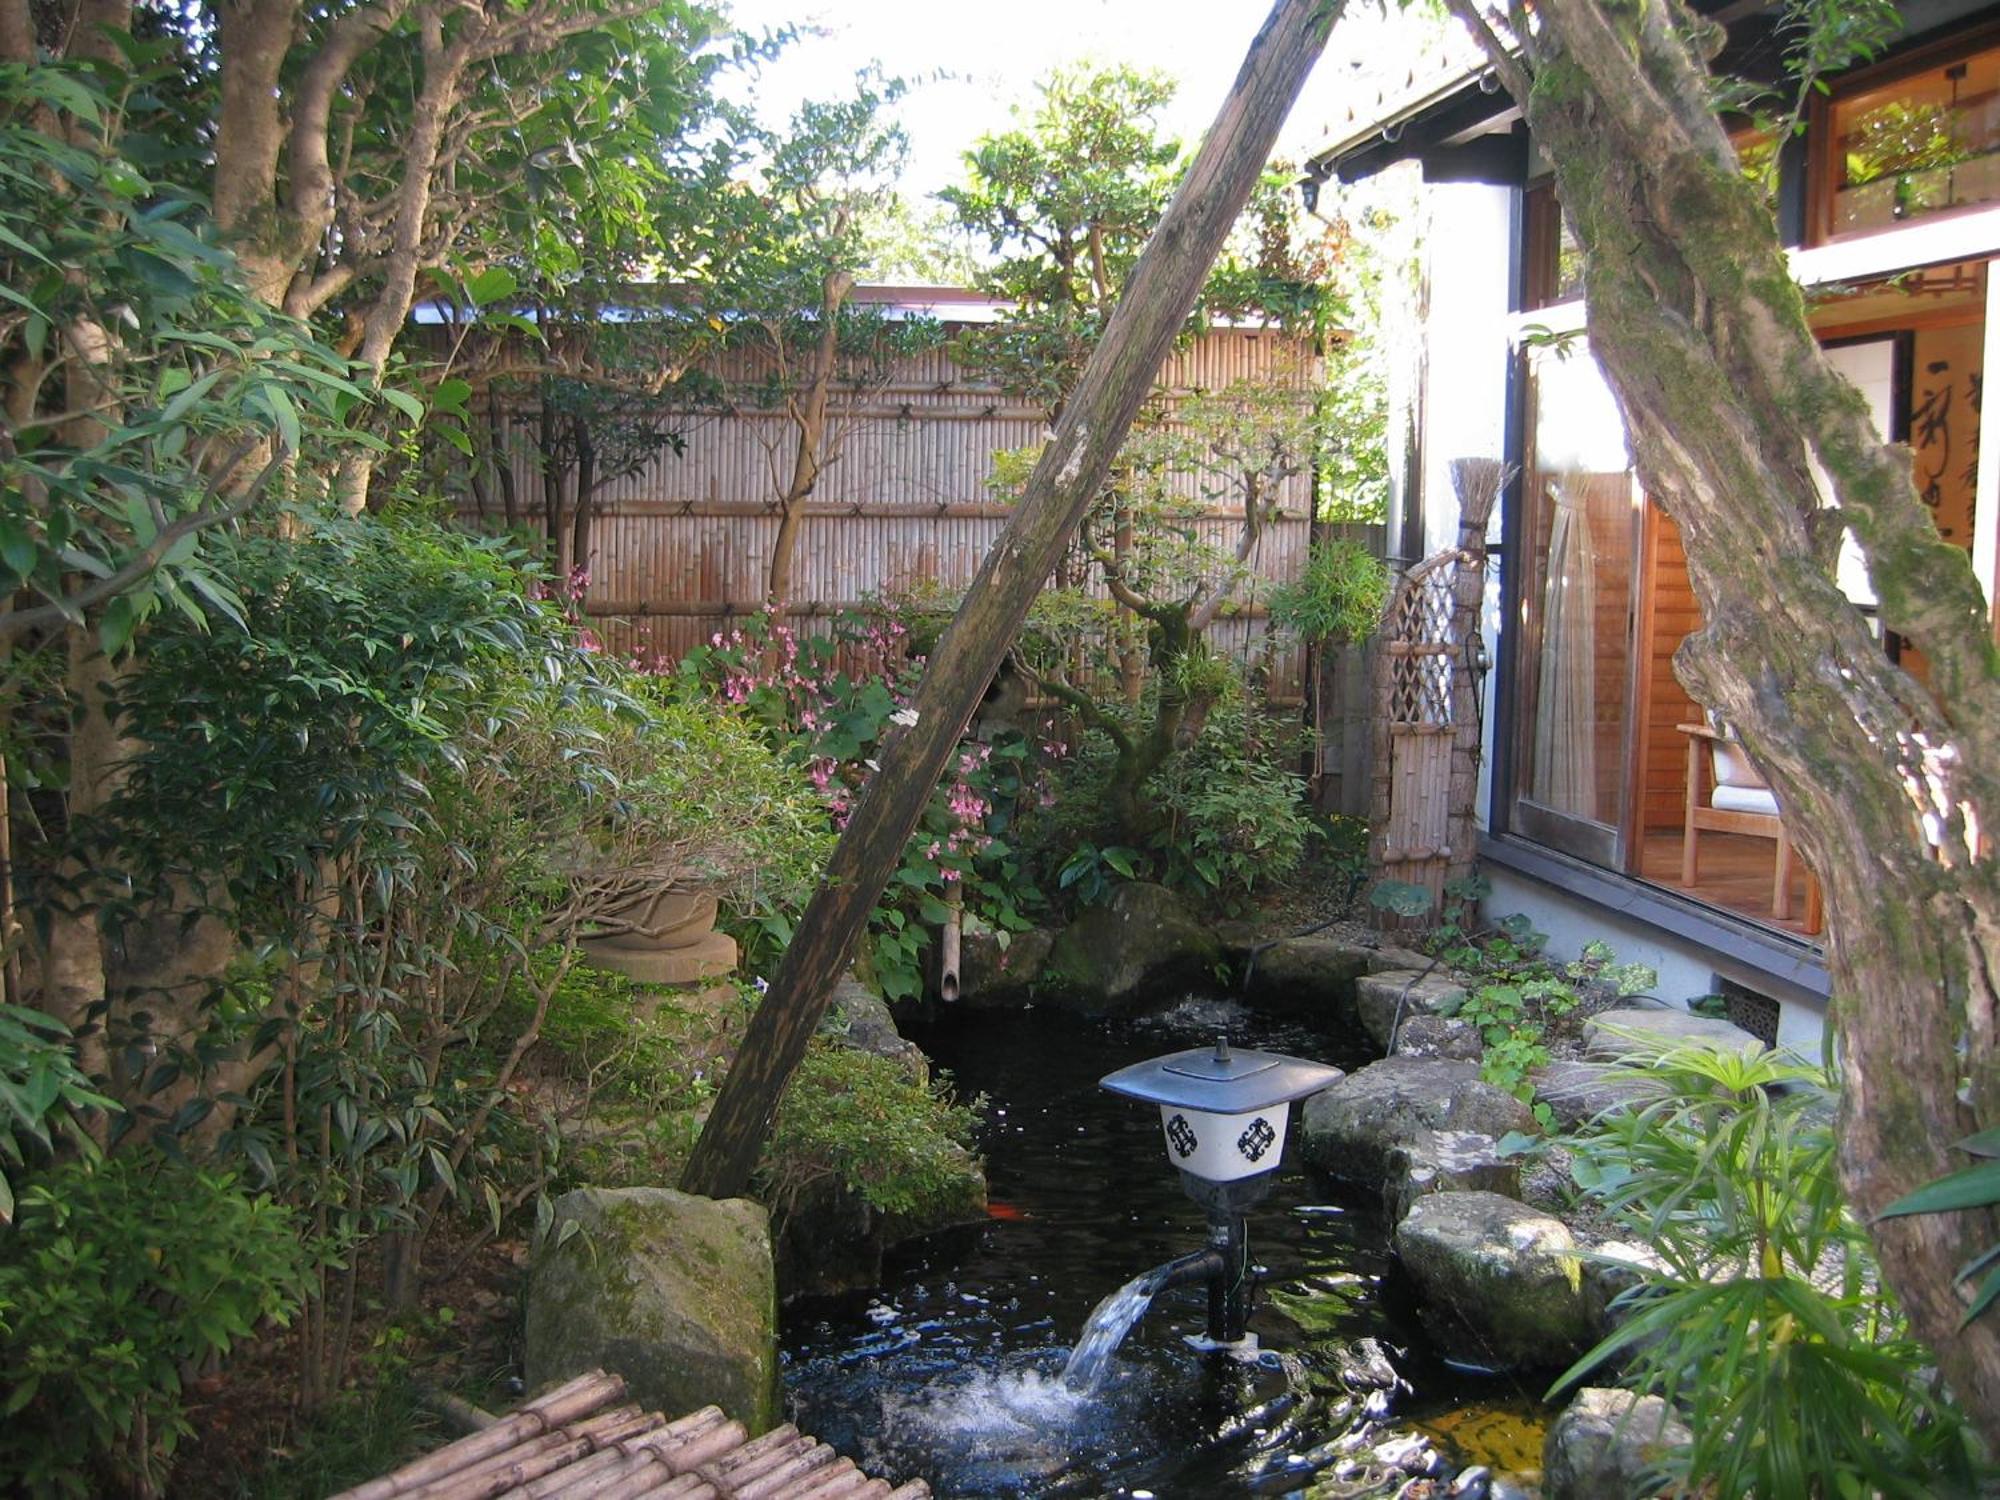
[{"xmin": 330, "ymin": 1370, "xmax": 929, "ymax": 1500}]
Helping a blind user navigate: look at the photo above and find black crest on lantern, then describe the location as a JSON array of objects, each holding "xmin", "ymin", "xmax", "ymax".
[
  {"xmin": 1166, "ymin": 1113, "xmax": 1199, "ymax": 1159},
  {"xmin": 1237, "ymin": 1117, "xmax": 1276, "ymax": 1163}
]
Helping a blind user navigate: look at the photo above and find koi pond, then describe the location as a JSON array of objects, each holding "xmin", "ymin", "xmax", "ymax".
[{"xmin": 780, "ymin": 998, "xmax": 1548, "ymax": 1498}]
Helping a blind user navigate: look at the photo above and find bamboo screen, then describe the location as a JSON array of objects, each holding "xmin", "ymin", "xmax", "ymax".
[{"xmin": 468, "ymin": 326, "xmax": 1320, "ymax": 699}]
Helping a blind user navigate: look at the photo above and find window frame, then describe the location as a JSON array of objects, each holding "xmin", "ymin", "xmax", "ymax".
[{"xmin": 1807, "ymin": 19, "xmax": 2000, "ymax": 248}]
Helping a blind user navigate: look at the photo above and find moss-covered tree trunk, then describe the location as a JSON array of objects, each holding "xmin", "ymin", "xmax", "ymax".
[{"xmin": 1448, "ymin": 0, "xmax": 2000, "ymax": 1443}]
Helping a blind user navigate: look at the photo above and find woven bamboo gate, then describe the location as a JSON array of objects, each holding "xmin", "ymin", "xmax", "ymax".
[{"xmin": 1366, "ymin": 459, "xmax": 1505, "ymax": 928}]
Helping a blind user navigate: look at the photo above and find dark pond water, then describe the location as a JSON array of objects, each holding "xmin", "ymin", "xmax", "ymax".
[{"xmin": 780, "ymin": 996, "xmax": 1549, "ymax": 1499}]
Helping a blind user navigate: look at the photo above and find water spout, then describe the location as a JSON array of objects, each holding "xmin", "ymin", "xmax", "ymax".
[{"xmin": 1060, "ymin": 1247, "xmax": 1223, "ymax": 1393}]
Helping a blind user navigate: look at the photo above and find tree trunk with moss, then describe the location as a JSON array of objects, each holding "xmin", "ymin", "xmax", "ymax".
[{"xmin": 1448, "ymin": 0, "xmax": 2000, "ymax": 1443}]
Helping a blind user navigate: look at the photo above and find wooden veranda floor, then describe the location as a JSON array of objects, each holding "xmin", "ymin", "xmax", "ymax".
[
  {"xmin": 332, "ymin": 1370, "xmax": 929, "ymax": 1500},
  {"xmin": 1636, "ymin": 828, "xmax": 1822, "ymax": 938}
]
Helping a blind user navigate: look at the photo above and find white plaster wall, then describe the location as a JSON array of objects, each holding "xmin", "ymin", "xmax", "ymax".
[
  {"xmin": 1484, "ymin": 865, "xmax": 1831, "ymax": 1056},
  {"xmin": 1414, "ymin": 183, "xmax": 1514, "ymax": 831},
  {"xmin": 1417, "ymin": 183, "xmax": 1514, "ymax": 558}
]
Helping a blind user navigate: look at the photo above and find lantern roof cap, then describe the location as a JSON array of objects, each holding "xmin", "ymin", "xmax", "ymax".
[{"xmin": 1100, "ymin": 1036, "xmax": 1342, "ymax": 1115}]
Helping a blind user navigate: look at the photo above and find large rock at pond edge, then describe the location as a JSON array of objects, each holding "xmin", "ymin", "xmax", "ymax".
[
  {"xmin": 1384, "ymin": 1129, "xmax": 1520, "ymax": 1223},
  {"xmin": 1039, "ymin": 883, "xmax": 1222, "ymax": 1013},
  {"xmin": 824, "ymin": 973, "xmax": 927, "ymax": 1081},
  {"xmin": 1239, "ymin": 936, "xmax": 1371, "ymax": 1024},
  {"xmin": 1301, "ymin": 1057, "xmax": 1535, "ymax": 1186},
  {"xmin": 1356, "ymin": 970, "xmax": 1468, "ymax": 1053},
  {"xmin": 1543, "ymin": 1387, "xmax": 1691, "ymax": 1499},
  {"xmin": 526, "ymin": 1187, "xmax": 779, "ymax": 1434},
  {"xmin": 1393, "ymin": 1191, "xmax": 1595, "ymax": 1370},
  {"xmin": 958, "ymin": 925, "xmax": 1056, "ymax": 1007},
  {"xmin": 1583, "ymin": 1006, "xmax": 1763, "ymax": 1062}
]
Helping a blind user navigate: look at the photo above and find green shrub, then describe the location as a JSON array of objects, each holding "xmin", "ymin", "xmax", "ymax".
[
  {"xmin": 101, "ymin": 512, "xmax": 829, "ymax": 1386},
  {"xmin": 758, "ymin": 1042, "xmax": 984, "ymax": 1227},
  {"xmin": 0, "ymin": 1005, "xmax": 114, "ymax": 1224},
  {"xmin": 0, "ymin": 1157, "xmax": 309, "ymax": 1498},
  {"xmin": 1557, "ymin": 1042, "xmax": 1989, "ymax": 1497},
  {"xmin": 1267, "ymin": 537, "xmax": 1391, "ymax": 644},
  {"xmin": 1149, "ymin": 701, "xmax": 1314, "ymax": 905}
]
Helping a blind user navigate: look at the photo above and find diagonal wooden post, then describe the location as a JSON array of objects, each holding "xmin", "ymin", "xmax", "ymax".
[{"xmin": 680, "ymin": 0, "xmax": 1344, "ymax": 1201}]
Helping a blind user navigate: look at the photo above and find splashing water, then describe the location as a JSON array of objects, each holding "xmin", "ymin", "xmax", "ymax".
[
  {"xmin": 1060, "ymin": 1267, "xmax": 1170, "ymax": 1392},
  {"xmin": 865, "ymin": 1366, "xmax": 1104, "ymax": 1494}
]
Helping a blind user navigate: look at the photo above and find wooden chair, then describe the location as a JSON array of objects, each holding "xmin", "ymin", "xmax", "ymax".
[{"xmin": 1679, "ymin": 722, "xmax": 1822, "ymax": 932}]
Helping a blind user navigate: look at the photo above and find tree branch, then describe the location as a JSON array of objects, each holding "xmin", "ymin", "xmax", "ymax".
[
  {"xmin": 0, "ymin": 452, "xmax": 278, "ymax": 644},
  {"xmin": 287, "ymin": 0, "xmax": 413, "ymax": 243},
  {"xmin": 1009, "ymin": 651, "xmax": 1134, "ymax": 756}
]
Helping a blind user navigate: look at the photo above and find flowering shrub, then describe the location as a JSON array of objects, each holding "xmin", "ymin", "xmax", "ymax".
[{"xmin": 676, "ymin": 613, "xmax": 1040, "ymax": 999}]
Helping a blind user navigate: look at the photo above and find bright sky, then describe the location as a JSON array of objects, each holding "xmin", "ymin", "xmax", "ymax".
[{"xmin": 720, "ymin": 0, "xmax": 1414, "ymax": 203}]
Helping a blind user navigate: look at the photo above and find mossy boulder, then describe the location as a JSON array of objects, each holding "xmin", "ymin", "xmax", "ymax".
[
  {"xmin": 1300, "ymin": 1057, "xmax": 1535, "ymax": 1187},
  {"xmin": 1393, "ymin": 1190, "xmax": 1595, "ymax": 1371},
  {"xmin": 1039, "ymin": 883, "xmax": 1222, "ymax": 1014},
  {"xmin": 1543, "ymin": 1387, "xmax": 1690, "ymax": 1499},
  {"xmin": 958, "ymin": 925, "xmax": 1056, "ymax": 1007},
  {"xmin": 525, "ymin": 1186, "xmax": 779, "ymax": 1433},
  {"xmin": 1239, "ymin": 936, "xmax": 1371, "ymax": 1025}
]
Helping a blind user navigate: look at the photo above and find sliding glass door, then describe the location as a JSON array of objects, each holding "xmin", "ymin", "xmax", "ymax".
[{"xmin": 1509, "ymin": 343, "xmax": 1642, "ymax": 866}]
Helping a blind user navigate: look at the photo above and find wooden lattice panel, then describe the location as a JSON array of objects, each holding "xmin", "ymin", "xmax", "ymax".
[
  {"xmin": 1385, "ymin": 554, "xmax": 1459, "ymax": 728},
  {"xmin": 1366, "ymin": 459, "xmax": 1505, "ymax": 931}
]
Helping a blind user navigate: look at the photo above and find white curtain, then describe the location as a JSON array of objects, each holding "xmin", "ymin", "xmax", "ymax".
[{"xmin": 1532, "ymin": 477, "xmax": 1597, "ymax": 817}]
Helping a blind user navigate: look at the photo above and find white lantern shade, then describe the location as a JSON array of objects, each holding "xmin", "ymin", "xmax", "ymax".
[{"xmin": 1156, "ymin": 1101, "xmax": 1290, "ymax": 1182}]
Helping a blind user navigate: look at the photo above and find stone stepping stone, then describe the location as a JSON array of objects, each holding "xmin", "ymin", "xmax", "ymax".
[
  {"xmin": 1301, "ymin": 1056, "xmax": 1534, "ymax": 1186},
  {"xmin": 1582, "ymin": 1006, "xmax": 1764, "ymax": 1062},
  {"xmin": 1356, "ymin": 969, "xmax": 1468, "ymax": 1052},
  {"xmin": 1384, "ymin": 1128, "xmax": 1520, "ymax": 1223},
  {"xmin": 1529, "ymin": 1060, "xmax": 1669, "ymax": 1128},
  {"xmin": 1391, "ymin": 1012, "xmax": 1483, "ymax": 1062},
  {"xmin": 1393, "ymin": 1190, "xmax": 1595, "ymax": 1371}
]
